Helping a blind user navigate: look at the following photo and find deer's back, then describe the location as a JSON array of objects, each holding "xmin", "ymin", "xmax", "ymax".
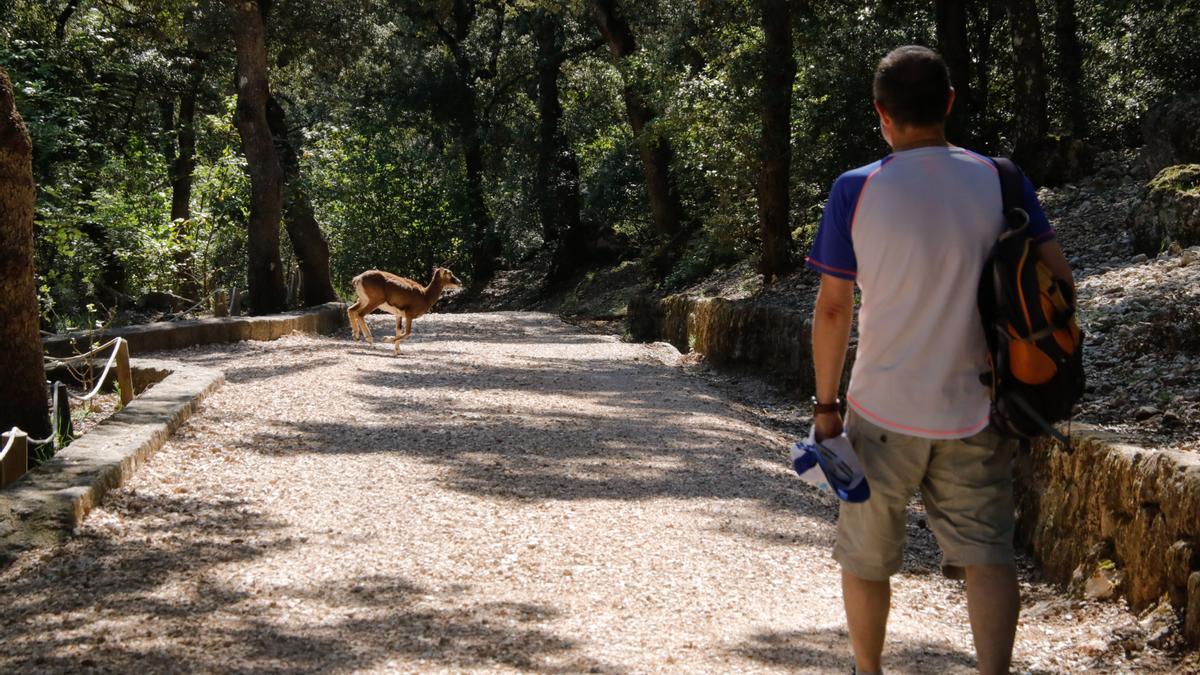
[{"xmin": 357, "ymin": 270, "xmax": 426, "ymax": 311}]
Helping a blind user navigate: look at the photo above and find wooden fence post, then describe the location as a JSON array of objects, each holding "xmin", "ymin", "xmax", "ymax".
[
  {"xmin": 229, "ymin": 288, "xmax": 242, "ymax": 316},
  {"xmin": 115, "ymin": 337, "xmax": 133, "ymax": 407},
  {"xmin": 212, "ymin": 289, "xmax": 229, "ymax": 317},
  {"xmin": 51, "ymin": 381, "xmax": 73, "ymax": 447}
]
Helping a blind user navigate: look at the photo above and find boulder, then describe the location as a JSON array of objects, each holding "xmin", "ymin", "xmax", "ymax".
[
  {"xmin": 1128, "ymin": 164, "xmax": 1200, "ymax": 254},
  {"xmin": 1141, "ymin": 94, "xmax": 1200, "ymax": 174},
  {"xmin": 1019, "ymin": 135, "xmax": 1097, "ymax": 187},
  {"xmin": 135, "ymin": 291, "xmax": 193, "ymax": 313}
]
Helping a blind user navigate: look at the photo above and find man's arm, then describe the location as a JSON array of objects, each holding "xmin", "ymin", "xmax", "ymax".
[
  {"xmin": 1038, "ymin": 240, "xmax": 1075, "ymax": 290},
  {"xmin": 812, "ymin": 274, "xmax": 855, "ymax": 441}
]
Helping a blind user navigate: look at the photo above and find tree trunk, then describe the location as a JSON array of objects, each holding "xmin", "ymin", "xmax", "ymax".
[
  {"xmin": 535, "ymin": 12, "xmax": 563, "ymax": 248},
  {"xmin": 461, "ymin": 100, "xmax": 501, "ymax": 284},
  {"xmin": 229, "ymin": 0, "xmax": 287, "ymax": 315},
  {"xmin": 972, "ymin": 0, "xmax": 1004, "ymax": 149},
  {"xmin": 54, "ymin": 0, "xmax": 80, "ymax": 41},
  {"xmin": 170, "ymin": 55, "xmax": 203, "ymax": 223},
  {"xmin": 1006, "ymin": 0, "xmax": 1049, "ymax": 168},
  {"xmin": 548, "ymin": 153, "xmax": 589, "ymax": 285},
  {"xmin": 0, "ymin": 68, "xmax": 51, "ymax": 444},
  {"xmin": 757, "ymin": 0, "xmax": 795, "ymax": 284},
  {"xmin": 428, "ymin": 0, "xmax": 502, "ymax": 286},
  {"xmin": 1053, "ymin": 0, "xmax": 1086, "ymax": 137},
  {"xmin": 534, "ymin": 12, "xmax": 592, "ymax": 286},
  {"xmin": 591, "ymin": 0, "xmax": 687, "ymax": 241},
  {"xmin": 265, "ymin": 96, "xmax": 337, "ymax": 305},
  {"xmin": 936, "ymin": 0, "xmax": 974, "ymax": 146}
]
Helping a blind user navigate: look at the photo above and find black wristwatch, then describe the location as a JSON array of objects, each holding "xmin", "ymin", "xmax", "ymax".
[{"xmin": 812, "ymin": 396, "xmax": 841, "ymax": 416}]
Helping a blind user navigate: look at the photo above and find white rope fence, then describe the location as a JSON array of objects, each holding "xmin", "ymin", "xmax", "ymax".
[
  {"xmin": 45, "ymin": 337, "xmax": 126, "ymax": 402},
  {"xmin": 19, "ymin": 337, "xmax": 134, "ymax": 449},
  {"xmin": 0, "ymin": 427, "xmax": 23, "ymax": 465}
]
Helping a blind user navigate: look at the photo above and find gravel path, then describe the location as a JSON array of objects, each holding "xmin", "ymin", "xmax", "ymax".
[{"xmin": 0, "ymin": 313, "xmax": 1182, "ymax": 673}]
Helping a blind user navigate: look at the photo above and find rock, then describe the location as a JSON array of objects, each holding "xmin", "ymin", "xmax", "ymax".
[
  {"xmin": 1128, "ymin": 164, "xmax": 1200, "ymax": 254},
  {"xmin": 1188, "ymin": 573, "xmax": 1200, "ymax": 641},
  {"xmin": 1141, "ymin": 94, "xmax": 1200, "ymax": 174},
  {"xmin": 1023, "ymin": 136, "xmax": 1098, "ymax": 187},
  {"xmin": 1139, "ymin": 596, "xmax": 1180, "ymax": 649},
  {"xmin": 1085, "ymin": 567, "xmax": 1123, "ymax": 601},
  {"xmin": 1134, "ymin": 405, "xmax": 1160, "ymax": 420},
  {"xmin": 1160, "ymin": 410, "xmax": 1182, "ymax": 428},
  {"xmin": 136, "ymin": 291, "xmax": 193, "ymax": 313},
  {"xmin": 1131, "ymin": 253, "xmax": 1149, "ymax": 264}
]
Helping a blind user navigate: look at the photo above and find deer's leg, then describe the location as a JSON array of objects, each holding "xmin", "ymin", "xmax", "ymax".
[
  {"xmin": 382, "ymin": 310, "xmax": 403, "ymax": 344},
  {"xmin": 347, "ymin": 302, "xmax": 363, "ymax": 341},
  {"xmin": 359, "ymin": 301, "xmax": 383, "ymax": 343},
  {"xmin": 393, "ymin": 313, "xmax": 410, "ymax": 356}
]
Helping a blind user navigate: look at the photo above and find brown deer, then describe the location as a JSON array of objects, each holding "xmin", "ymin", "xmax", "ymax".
[{"xmin": 347, "ymin": 267, "xmax": 463, "ymax": 354}]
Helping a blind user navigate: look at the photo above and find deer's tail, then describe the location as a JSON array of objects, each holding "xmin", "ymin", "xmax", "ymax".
[{"xmin": 351, "ymin": 273, "xmax": 368, "ymax": 305}]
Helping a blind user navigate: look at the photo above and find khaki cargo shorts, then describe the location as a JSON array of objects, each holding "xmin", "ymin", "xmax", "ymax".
[{"xmin": 833, "ymin": 409, "xmax": 1018, "ymax": 581}]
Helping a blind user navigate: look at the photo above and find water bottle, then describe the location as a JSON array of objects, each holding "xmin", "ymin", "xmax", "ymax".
[{"xmin": 790, "ymin": 439, "xmax": 831, "ymax": 493}]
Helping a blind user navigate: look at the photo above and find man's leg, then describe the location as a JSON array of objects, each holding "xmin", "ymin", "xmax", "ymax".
[
  {"xmin": 842, "ymin": 570, "xmax": 890, "ymax": 674},
  {"xmin": 965, "ymin": 564, "xmax": 1019, "ymax": 675},
  {"xmin": 923, "ymin": 428, "xmax": 1019, "ymax": 674},
  {"xmin": 835, "ymin": 411, "xmax": 930, "ymax": 673}
]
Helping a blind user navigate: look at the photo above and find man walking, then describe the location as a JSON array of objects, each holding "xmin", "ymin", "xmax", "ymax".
[{"xmin": 806, "ymin": 46, "xmax": 1074, "ymax": 674}]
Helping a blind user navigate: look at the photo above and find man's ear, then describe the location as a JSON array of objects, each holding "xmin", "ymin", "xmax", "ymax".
[
  {"xmin": 873, "ymin": 99, "xmax": 890, "ymax": 126},
  {"xmin": 945, "ymin": 87, "xmax": 956, "ymax": 117}
]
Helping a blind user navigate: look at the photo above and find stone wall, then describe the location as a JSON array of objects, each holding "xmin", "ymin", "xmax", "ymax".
[
  {"xmin": 1016, "ymin": 428, "xmax": 1200, "ymax": 646},
  {"xmin": 631, "ymin": 291, "xmax": 1200, "ymax": 646},
  {"xmin": 628, "ymin": 293, "xmax": 818, "ymax": 393},
  {"xmin": 43, "ymin": 302, "xmax": 346, "ymax": 357}
]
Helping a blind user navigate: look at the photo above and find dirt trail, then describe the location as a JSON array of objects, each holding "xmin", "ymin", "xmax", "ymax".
[{"xmin": 0, "ymin": 313, "xmax": 1178, "ymax": 673}]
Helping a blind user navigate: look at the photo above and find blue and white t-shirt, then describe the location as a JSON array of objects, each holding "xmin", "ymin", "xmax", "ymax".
[{"xmin": 807, "ymin": 146, "xmax": 1054, "ymax": 439}]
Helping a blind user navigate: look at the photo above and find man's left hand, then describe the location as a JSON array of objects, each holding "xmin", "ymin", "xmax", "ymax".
[{"xmin": 814, "ymin": 410, "xmax": 844, "ymax": 442}]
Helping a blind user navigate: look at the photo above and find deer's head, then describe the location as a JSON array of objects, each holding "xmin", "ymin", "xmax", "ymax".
[{"xmin": 433, "ymin": 267, "xmax": 464, "ymax": 289}]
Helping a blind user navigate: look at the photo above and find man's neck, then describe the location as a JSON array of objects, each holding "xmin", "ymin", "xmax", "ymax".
[{"xmin": 889, "ymin": 127, "xmax": 949, "ymax": 152}]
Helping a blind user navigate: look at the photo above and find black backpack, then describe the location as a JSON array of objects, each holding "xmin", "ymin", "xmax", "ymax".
[{"xmin": 978, "ymin": 158, "xmax": 1085, "ymax": 444}]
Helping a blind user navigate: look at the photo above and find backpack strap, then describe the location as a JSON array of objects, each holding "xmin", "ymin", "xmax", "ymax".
[{"xmin": 992, "ymin": 157, "xmax": 1026, "ymax": 229}]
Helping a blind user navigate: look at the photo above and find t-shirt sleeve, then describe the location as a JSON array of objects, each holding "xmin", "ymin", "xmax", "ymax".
[
  {"xmin": 1021, "ymin": 174, "xmax": 1055, "ymax": 243},
  {"xmin": 806, "ymin": 176, "xmax": 858, "ymax": 280}
]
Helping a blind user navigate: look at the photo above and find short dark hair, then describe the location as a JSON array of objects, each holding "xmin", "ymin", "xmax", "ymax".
[{"xmin": 873, "ymin": 46, "xmax": 952, "ymax": 127}]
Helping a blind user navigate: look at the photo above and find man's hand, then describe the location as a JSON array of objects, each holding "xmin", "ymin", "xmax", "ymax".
[{"xmin": 814, "ymin": 410, "xmax": 844, "ymax": 442}]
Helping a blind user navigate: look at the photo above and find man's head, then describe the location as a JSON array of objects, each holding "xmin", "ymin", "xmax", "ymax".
[{"xmin": 872, "ymin": 46, "xmax": 954, "ymax": 146}]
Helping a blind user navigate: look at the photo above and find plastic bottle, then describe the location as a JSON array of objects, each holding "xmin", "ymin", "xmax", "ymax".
[{"xmin": 790, "ymin": 440, "xmax": 831, "ymax": 493}]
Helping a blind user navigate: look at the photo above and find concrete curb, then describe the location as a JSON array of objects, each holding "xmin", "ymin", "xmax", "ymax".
[
  {"xmin": 0, "ymin": 359, "xmax": 224, "ymax": 567},
  {"xmin": 43, "ymin": 302, "xmax": 347, "ymax": 357}
]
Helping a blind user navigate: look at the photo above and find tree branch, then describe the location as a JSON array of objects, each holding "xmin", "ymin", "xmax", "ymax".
[{"xmin": 554, "ymin": 36, "xmax": 604, "ymax": 65}]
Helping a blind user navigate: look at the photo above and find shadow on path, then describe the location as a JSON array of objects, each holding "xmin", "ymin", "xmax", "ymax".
[
  {"xmin": 733, "ymin": 626, "xmax": 978, "ymax": 674},
  {"xmin": 0, "ymin": 487, "xmax": 622, "ymax": 673}
]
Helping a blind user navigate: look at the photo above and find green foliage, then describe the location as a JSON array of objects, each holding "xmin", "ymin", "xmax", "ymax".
[
  {"xmin": 305, "ymin": 123, "xmax": 471, "ymax": 291},
  {"xmin": 3, "ymin": 0, "xmax": 1198, "ymax": 324},
  {"xmin": 190, "ymin": 105, "xmax": 252, "ymax": 295}
]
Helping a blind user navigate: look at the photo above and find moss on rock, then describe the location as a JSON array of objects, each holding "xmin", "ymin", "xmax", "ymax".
[
  {"xmin": 1130, "ymin": 163, "xmax": 1200, "ymax": 253},
  {"xmin": 1149, "ymin": 163, "xmax": 1200, "ymax": 197}
]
